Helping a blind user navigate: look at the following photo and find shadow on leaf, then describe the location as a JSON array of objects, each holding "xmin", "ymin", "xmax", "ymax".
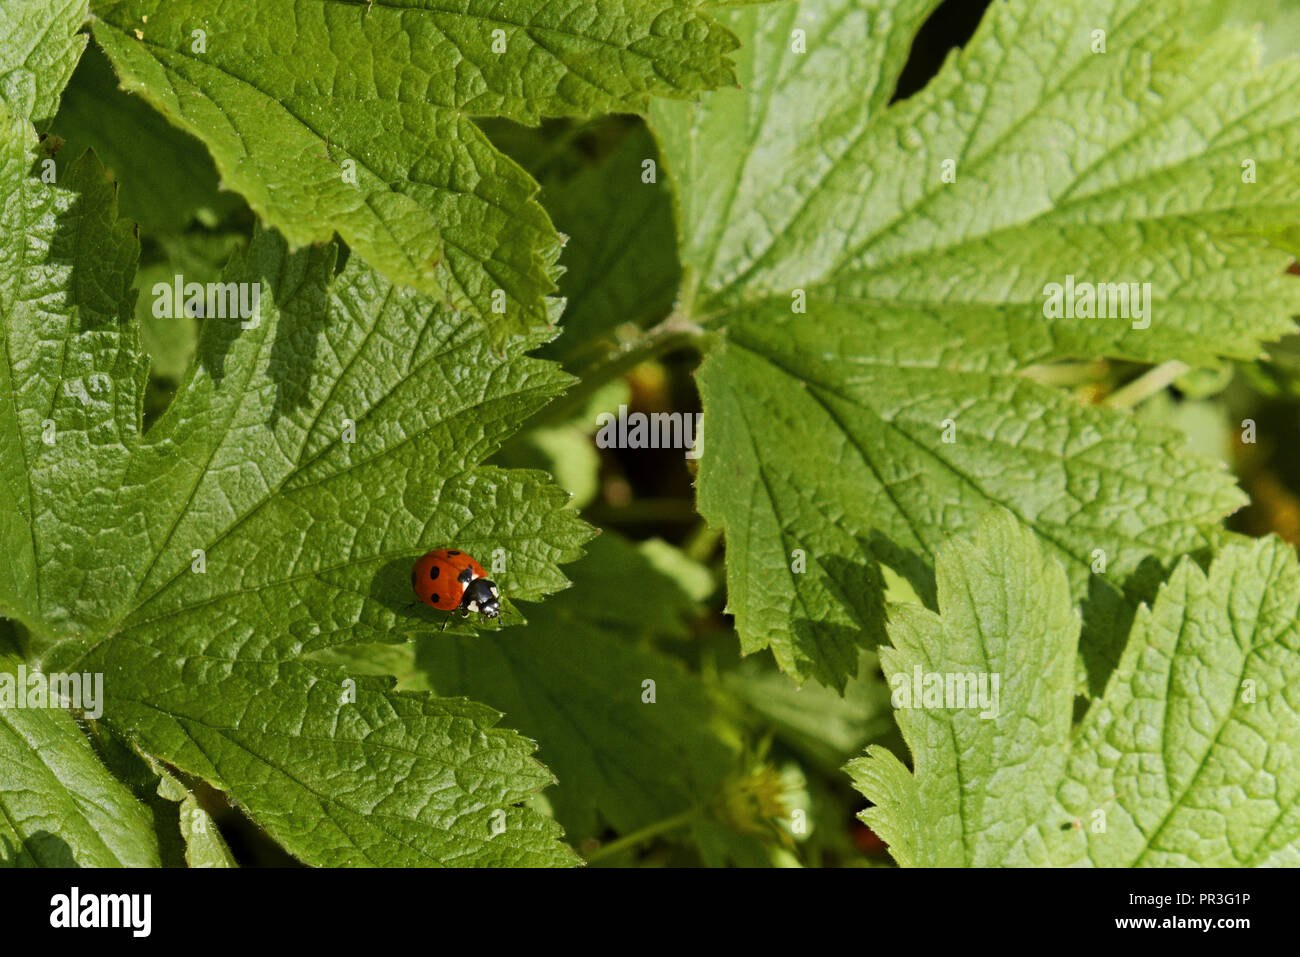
[{"xmin": 0, "ymin": 829, "xmax": 79, "ymax": 867}]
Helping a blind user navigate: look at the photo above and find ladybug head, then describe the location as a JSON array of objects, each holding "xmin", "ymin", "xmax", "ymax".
[{"xmin": 461, "ymin": 577, "xmax": 500, "ymax": 619}]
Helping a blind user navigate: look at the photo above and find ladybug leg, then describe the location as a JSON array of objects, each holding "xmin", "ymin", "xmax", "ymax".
[{"xmin": 440, "ymin": 616, "xmax": 450, "ymax": 633}]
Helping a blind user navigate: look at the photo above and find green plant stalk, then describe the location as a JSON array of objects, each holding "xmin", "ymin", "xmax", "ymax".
[
  {"xmin": 1105, "ymin": 360, "xmax": 1191, "ymax": 408},
  {"xmin": 504, "ymin": 311, "xmax": 711, "ymax": 446},
  {"xmin": 583, "ymin": 808, "xmax": 699, "ymax": 864},
  {"xmin": 683, "ymin": 522, "xmax": 723, "ymax": 564}
]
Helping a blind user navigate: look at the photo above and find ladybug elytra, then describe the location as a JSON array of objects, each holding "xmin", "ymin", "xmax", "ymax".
[{"xmin": 411, "ymin": 548, "xmax": 501, "ymax": 623}]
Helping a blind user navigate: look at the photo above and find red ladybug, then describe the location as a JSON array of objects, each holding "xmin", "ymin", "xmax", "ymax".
[{"xmin": 411, "ymin": 548, "xmax": 501, "ymax": 624}]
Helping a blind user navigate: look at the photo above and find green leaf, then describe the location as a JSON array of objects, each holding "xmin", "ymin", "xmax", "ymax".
[
  {"xmin": 154, "ymin": 764, "xmax": 238, "ymax": 868},
  {"xmin": 0, "ymin": 0, "xmax": 87, "ymax": 127},
  {"xmin": 0, "ymin": 108, "xmax": 145, "ymax": 634},
  {"xmin": 492, "ymin": 422, "xmax": 601, "ymax": 508},
  {"xmin": 88, "ymin": 0, "xmax": 738, "ymax": 342},
  {"xmin": 650, "ymin": 0, "xmax": 1300, "ymax": 687},
  {"xmin": 415, "ymin": 533, "xmax": 738, "ymax": 842},
  {"xmin": 1, "ymin": 104, "xmax": 590, "ymax": 865},
  {"xmin": 134, "ymin": 232, "xmax": 248, "ymax": 384},
  {"xmin": 848, "ymin": 512, "xmax": 1300, "ymax": 867},
  {"xmin": 0, "ymin": 635, "xmax": 160, "ymax": 867},
  {"xmin": 539, "ymin": 122, "xmax": 681, "ymax": 367},
  {"xmin": 52, "ymin": 42, "xmax": 245, "ymax": 233},
  {"xmin": 0, "ymin": 709, "xmax": 162, "ymax": 867},
  {"xmin": 724, "ymin": 649, "xmax": 895, "ymax": 775},
  {"xmin": 81, "ymin": 720, "xmax": 236, "ymax": 867}
]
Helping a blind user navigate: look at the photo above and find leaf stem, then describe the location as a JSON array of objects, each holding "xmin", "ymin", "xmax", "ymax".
[
  {"xmin": 1104, "ymin": 360, "xmax": 1190, "ymax": 408},
  {"xmin": 684, "ymin": 521, "xmax": 723, "ymax": 564},
  {"xmin": 582, "ymin": 808, "xmax": 699, "ymax": 864},
  {"xmin": 1021, "ymin": 359, "xmax": 1108, "ymax": 388},
  {"xmin": 512, "ymin": 311, "xmax": 710, "ymax": 438}
]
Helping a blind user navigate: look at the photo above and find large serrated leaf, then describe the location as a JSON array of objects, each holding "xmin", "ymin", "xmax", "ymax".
[
  {"xmin": 0, "ymin": 629, "xmax": 160, "ymax": 867},
  {"xmin": 0, "ymin": 102, "xmax": 590, "ymax": 866},
  {"xmin": 417, "ymin": 533, "xmax": 738, "ymax": 843},
  {"xmin": 0, "ymin": 0, "xmax": 88, "ymax": 127},
  {"xmin": 650, "ymin": 0, "xmax": 1300, "ymax": 687},
  {"xmin": 848, "ymin": 513, "xmax": 1300, "ymax": 867},
  {"xmin": 88, "ymin": 0, "xmax": 738, "ymax": 344}
]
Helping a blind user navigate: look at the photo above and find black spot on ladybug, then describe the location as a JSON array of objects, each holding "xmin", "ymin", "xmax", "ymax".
[
  {"xmin": 457, "ymin": 567, "xmax": 474, "ymax": 584},
  {"xmin": 429, "ymin": 565, "xmax": 440, "ymax": 580},
  {"xmin": 430, "ymin": 594, "xmax": 439, "ymax": 604},
  {"xmin": 447, "ymin": 550, "xmax": 461, "ymax": 556}
]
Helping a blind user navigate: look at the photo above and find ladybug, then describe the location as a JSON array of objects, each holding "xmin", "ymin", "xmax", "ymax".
[{"xmin": 410, "ymin": 548, "xmax": 501, "ymax": 625}]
